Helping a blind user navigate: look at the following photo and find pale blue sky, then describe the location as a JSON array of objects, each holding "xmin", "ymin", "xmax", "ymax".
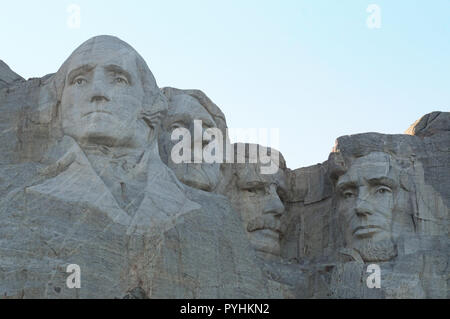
[{"xmin": 1, "ymin": 0, "xmax": 449, "ymax": 168}]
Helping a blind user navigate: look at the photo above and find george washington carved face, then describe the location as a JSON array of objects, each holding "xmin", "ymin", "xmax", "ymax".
[{"xmin": 60, "ymin": 37, "xmax": 158, "ymax": 149}]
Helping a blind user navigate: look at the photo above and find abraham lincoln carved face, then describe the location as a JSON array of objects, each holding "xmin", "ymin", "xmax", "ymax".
[{"xmin": 336, "ymin": 152, "xmax": 409, "ymax": 262}]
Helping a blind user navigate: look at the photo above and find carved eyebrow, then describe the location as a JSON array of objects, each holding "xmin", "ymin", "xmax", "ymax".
[
  {"xmin": 167, "ymin": 114, "xmax": 190, "ymax": 126},
  {"xmin": 336, "ymin": 181, "xmax": 358, "ymax": 192},
  {"xmin": 366, "ymin": 177, "xmax": 396, "ymax": 188},
  {"xmin": 240, "ymin": 180, "xmax": 266, "ymax": 190},
  {"xmin": 200, "ymin": 118, "xmax": 216, "ymax": 128},
  {"xmin": 104, "ymin": 64, "xmax": 133, "ymax": 84},
  {"xmin": 166, "ymin": 114, "xmax": 216, "ymax": 129},
  {"xmin": 67, "ymin": 64, "xmax": 95, "ymax": 84}
]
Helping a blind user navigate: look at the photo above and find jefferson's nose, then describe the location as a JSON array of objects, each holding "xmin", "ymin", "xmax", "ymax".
[{"xmin": 263, "ymin": 185, "xmax": 285, "ymax": 217}]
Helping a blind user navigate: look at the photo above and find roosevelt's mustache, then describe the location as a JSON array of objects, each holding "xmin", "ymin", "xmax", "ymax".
[{"xmin": 247, "ymin": 214, "xmax": 283, "ymax": 234}]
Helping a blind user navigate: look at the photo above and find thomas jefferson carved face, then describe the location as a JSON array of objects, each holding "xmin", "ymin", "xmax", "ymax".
[
  {"xmin": 61, "ymin": 42, "xmax": 151, "ymax": 148},
  {"xmin": 336, "ymin": 152, "xmax": 400, "ymax": 262},
  {"xmin": 159, "ymin": 93, "xmax": 221, "ymax": 191}
]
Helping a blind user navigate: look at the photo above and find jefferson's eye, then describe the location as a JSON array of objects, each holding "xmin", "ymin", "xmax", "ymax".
[
  {"xmin": 203, "ymin": 123, "xmax": 213, "ymax": 130},
  {"xmin": 342, "ymin": 190, "xmax": 355, "ymax": 199},
  {"xmin": 114, "ymin": 77, "xmax": 129, "ymax": 85},
  {"xmin": 170, "ymin": 122, "xmax": 186, "ymax": 130},
  {"xmin": 246, "ymin": 188, "xmax": 262, "ymax": 196},
  {"xmin": 376, "ymin": 186, "xmax": 392, "ymax": 195}
]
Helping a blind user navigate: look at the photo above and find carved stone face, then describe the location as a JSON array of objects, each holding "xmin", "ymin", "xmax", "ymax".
[
  {"xmin": 336, "ymin": 152, "xmax": 399, "ymax": 261},
  {"xmin": 229, "ymin": 161, "xmax": 287, "ymax": 258},
  {"xmin": 61, "ymin": 45, "xmax": 150, "ymax": 148},
  {"xmin": 160, "ymin": 94, "xmax": 221, "ymax": 191}
]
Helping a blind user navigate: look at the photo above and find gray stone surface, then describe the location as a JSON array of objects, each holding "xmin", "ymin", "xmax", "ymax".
[
  {"xmin": 0, "ymin": 60, "xmax": 24, "ymax": 88},
  {"xmin": 0, "ymin": 36, "xmax": 277, "ymax": 299},
  {"xmin": 405, "ymin": 111, "xmax": 450, "ymax": 137},
  {"xmin": 280, "ymin": 124, "xmax": 449, "ymax": 298},
  {"xmin": 0, "ymin": 35, "xmax": 448, "ymax": 298}
]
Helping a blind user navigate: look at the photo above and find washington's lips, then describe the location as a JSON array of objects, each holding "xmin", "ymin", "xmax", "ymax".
[
  {"xmin": 247, "ymin": 215, "xmax": 282, "ymax": 234},
  {"xmin": 352, "ymin": 225, "xmax": 382, "ymax": 237},
  {"xmin": 82, "ymin": 110, "xmax": 113, "ymax": 118}
]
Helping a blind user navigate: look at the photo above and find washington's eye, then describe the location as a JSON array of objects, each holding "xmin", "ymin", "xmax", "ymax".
[
  {"xmin": 73, "ymin": 77, "xmax": 87, "ymax": 86},
  {"xmin": 376, "ymin": 186, "xmax": 392, "ymax": 195},
  {"xmin": 114, "ymin": 76, "xmax": 129, "ymax": 85}
]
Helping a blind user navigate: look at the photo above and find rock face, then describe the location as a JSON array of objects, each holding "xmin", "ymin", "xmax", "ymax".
[
  {"xmin": 0, "ymin": 60, "xmax": 24, "ymax": 89},
  {"xmin": 280, "ymin": 117, "xmax": 449, "ymax": 298},
  {"xmin": 0, "ymin": 35, "xmax": 448, "ymax": 299}
]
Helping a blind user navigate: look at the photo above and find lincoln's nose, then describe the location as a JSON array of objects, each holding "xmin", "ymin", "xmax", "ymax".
[{"xmin": 355, "ymin": 199, "xmax": 374, "ymax": 217}]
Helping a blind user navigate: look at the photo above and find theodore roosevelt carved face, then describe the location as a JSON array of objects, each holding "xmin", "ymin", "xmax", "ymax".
[{"xmin": 225, "ymin": 144, "xmax": 287, "ymax": 259}]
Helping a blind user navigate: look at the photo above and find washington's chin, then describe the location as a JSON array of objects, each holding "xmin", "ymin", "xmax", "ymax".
[
  {"xmin": 72, "ymin": 129, "xmax": 137, "ymax": 148},
  {"xmin": 79, "ymin": 133, "xmax": 122, "ymax": 147},
  {"xmin": 67, "ymin": 118, "xmax": 140, "ymax": 147},
  {"xmin": 249, "ymin": 229, "xmax": 281, "ymax": 258}
]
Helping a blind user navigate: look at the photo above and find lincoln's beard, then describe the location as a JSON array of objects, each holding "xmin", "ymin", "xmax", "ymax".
[{"xmin": 353, "ymin": 238, "xmax": 397, "ymax": 262}]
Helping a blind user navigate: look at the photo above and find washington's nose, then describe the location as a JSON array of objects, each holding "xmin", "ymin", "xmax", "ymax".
[
  {"xmin": 90, "ymin": 95, "xmax": 110, "ymax": 103},
  {"xmin": 263, "ymin": 186, "xmax": 285, "ymax": 217},
  {"xmin": 89, "ymin": 70, "xmax": 110, "ymax": 103}
]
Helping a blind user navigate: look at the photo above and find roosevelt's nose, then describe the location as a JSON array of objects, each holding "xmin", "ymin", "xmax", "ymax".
[{"xmin": 263, "ymin": 184, "xmax": 285, "ymax": 217}]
